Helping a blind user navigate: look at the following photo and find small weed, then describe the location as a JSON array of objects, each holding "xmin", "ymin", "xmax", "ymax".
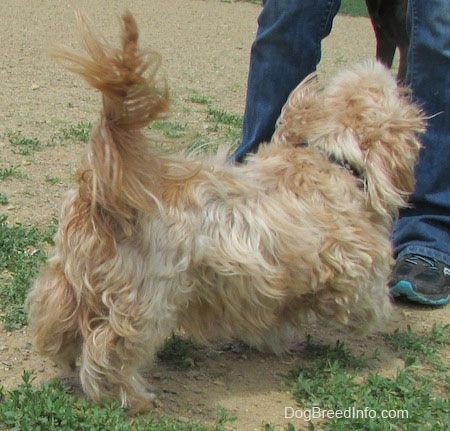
[
  {"xmin": 0, "ymin": 166, "xmax": 24, "ymax": 181},
  {"xmin": 45, "ymin": 175, "xmax": 62, "ymax": 185},
  {"xmin": 59, "ymin": 121, "xmax": 92, "ymax": 144},
  {"xmin": 206, "ymin": 108, "xmax": 242, "ymax": 128},
  {"xmin": 157, "ymin": 333, "xmax": 199, "ymax": 370},
  {"xmin": 7, "ymin": 131, "xmax": 42, "ymax": 155},
  {"xmin": 299, "ymin": 335, "xmax": 371, "ymax": 370},
  {"xmin": 149, "ymin": 120, "xmax": 189, "ymax": 139},
  {"xmin": 213, "ymin": 406, "xmax": 237, "ymax": 431},
  {"xmin": 194, "ymin": 107, "xmax": 242, "ymax": 152},
  {"xmin": 157, "ymin": 333, "xmax": 198, "ymax": 369},
  {"xmin": 0, "ymin": 193, "xmax": 8, "ymax": 205},
  {"xmin": 189, "ymin": 94, "xmax": 211, "ymax": 105}
]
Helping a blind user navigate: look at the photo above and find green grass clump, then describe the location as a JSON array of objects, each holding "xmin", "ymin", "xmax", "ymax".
[
  {"xmin": 0, "ymin": 372, "xmax": 128, "ymax": 431},
  {"xmin": 189, "ymin": 94, "xmax": 211, "ymax": 105},
  {"xmin": 58, "ymin": 121, "xmax": 93, "ymax": 144},
  {"xmin": 289, "ymin": 330, "xmax": 449, "ymax": 430},
  {"xmin": 384, "ymin": 323, "xmax": 449, "ymax": 356},
  {"xmin": 0, "ymin": 166, "xmax": 23, "ymax": 181},
  {"xmin": 206, "ymin": 108, "xmax": 242, "ymax": 129},
  {"xmin": 0, "ymin": 371, "xmax": 232, "ymax": 431},
  {"xmin": 0, "ymin": 194, "xmax": 8, "ymax": 205},
  {"xmin": 45, "ymin": 175, "xmax": 62, "ymax": 185},
  {"xmin": 298, "ymin": 335, "xmax": 372, "ymax": 369},
  {"xmin": 157, "ymin": 333, "xmax": 199, "ymax": 370},
  {"xmin": 7, "ymin": 131, "xmax": 43, "ymax": 155},
  {"xmin": 0, "ymin": 215, "xmax": 55, "ymax": 329},
  {"xmin": 149, "ymin": 120, "xmax": 189, "ymax": 139}
]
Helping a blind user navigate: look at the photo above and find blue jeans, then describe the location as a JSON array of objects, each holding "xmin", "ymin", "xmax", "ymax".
[
  {"xmin": 392, "ymin": 0, "xmax": 450, "ymax": 266},
  {"xmin": 232, "ymin": 0, "xmax": 450, "ymax": 267},
  {"xmin": 231, "ymin": 0, "xmax": 341, "ymax": 163}
]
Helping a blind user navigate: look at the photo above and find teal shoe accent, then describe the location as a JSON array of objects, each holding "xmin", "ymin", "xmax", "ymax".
[{"xmin": 391, "ymin": 280, "xmax": 450, "ymax": 306}]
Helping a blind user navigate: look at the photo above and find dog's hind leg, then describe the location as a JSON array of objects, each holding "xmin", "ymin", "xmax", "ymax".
[
  {"xmin": 79, "ymin": 322, "xmax": 158, "ymax": 413},
  {"xmin": 77, "ymin": 270, "xmax": 179, "ymax": 412},
  {"xmin": 26, "ymin": 256, "xmax": 82, "ymax": 371}
]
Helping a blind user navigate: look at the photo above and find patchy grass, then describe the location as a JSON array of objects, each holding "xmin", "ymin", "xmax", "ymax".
[
  {"xmin": 296, "ymin": 335, "xmax": 374, "ymax": 369},
  {"xmin": 0, "ymin": 215, "xmax": 55, "ymax": 329},
  {"xmin": 44, "ymin": 175, "xmax": 62, "ymax": 185},
  {"xmin": 0, "ymin": 166, "xmax": 24, "ymax": 181},
  {"xmin": 0, "ymin": 371, "xmax": 234, "ymax": 431},
  {"xmin": 206, "ymin": 108, "xmax": 242, "ymax": 129},
  {"xmin": 188, "ymin": 93, "xmax": 212, "ymax": 105},
  {"xmin": 383, "ymin": 323, "xmax": 450, "ymax": 370},
  {"xmin": 288, "ymin": 328, "xmax": 450, "ymax": 430},
  {"xmin": 146, "ymin": 94, "xmax": 242, "ymax": 154},
  {"xmin": 156, "ymin": 333, "xmax": 200, "ymax": 370},
  {"xmin": 149, "ymin": 120, "xmax": 190, "ymax": 139},
  {"xmin": 0, "ymin": 193, "xmax": 8, "ymax": 205},
  {"xmin": 7, "ymin": 131, "xmax": 43, "ymax": 155},
  {"xmin": 1, "ymin": 326, "xmax": 447, "ymax": 430},
  {"xmin": 54, "ymin": 121, "xmax": 93, "ymax": 145}
]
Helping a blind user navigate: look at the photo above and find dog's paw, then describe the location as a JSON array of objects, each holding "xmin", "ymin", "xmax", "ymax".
[{"xmin": 126, "ymin": 391, "xmax": 158, "ymax": 415}]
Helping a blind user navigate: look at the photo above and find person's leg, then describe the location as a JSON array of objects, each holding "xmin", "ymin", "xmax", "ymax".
[
  {"xmin": 231, "ymin": 0, "xmax": 341, "ymax": 163},
  {"xmin": 390, "ymin": 0, "xmax": 450, "ymax": 305}
]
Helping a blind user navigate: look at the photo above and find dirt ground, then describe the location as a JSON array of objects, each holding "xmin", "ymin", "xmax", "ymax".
[{"xmin": 1, "ymin": 1, "xmax": 449, "ymax": 430}]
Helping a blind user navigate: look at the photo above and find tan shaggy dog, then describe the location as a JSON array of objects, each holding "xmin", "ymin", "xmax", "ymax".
[{"xmin": 26, "ymin": 12, "xmax": 425, "ymax": 412}]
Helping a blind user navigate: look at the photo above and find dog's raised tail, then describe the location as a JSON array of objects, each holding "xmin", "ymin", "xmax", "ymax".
[
  {"xmin": 52, "ymin": 11, "xmax": 169, "ymax": 223},
  {"xmin": 54, "ymin": 11, "xmax": 168, "ymax": 129}
]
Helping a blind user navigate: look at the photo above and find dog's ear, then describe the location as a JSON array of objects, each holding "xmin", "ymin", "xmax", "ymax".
[
  {"xmin": 324, "ymin": 62, "xmax": 425, "ymax": 217},
  {"xmin": 363, "ymin": 123, "xmax": 422, "ymax": 218}
]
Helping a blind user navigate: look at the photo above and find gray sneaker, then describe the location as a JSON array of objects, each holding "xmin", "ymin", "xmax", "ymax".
[{"xmin": 390, "ymin": 254, "xmax": 450, "ymax": 305}]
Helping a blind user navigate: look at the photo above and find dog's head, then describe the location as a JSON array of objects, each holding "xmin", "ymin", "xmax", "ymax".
[{"xmin": 273, "ymin": 61, "xmax": 425, "ymax": 219}]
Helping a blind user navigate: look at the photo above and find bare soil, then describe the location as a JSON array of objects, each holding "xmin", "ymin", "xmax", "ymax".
[{"xmin": 1, "ymin": 1, "xmax": 448, "ymax": 430}]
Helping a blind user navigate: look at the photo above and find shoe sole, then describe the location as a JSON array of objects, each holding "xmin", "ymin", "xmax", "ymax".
[{"xmin": 391, "ymin": 281, "xmax": 450, "ymax": 306}]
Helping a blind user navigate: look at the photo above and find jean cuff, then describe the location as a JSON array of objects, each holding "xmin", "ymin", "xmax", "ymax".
[{"xmin": 397, "ymin": 246, "xmax": 450, "ymax": 267}]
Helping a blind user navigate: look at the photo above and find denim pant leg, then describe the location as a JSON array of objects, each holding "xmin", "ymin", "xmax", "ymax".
[
  {"xmin": 231, "ymin": 0, "xmax": 341, "ymax": 163},
  {"xmin": 392, "ymin": 0, "xmax": 450, "ymax": 266}
]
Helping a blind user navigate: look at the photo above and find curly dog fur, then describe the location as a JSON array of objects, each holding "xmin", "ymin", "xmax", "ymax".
[{"xmin": 26, "ymin": 11, "xmax": 424, "ymax": 412}]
